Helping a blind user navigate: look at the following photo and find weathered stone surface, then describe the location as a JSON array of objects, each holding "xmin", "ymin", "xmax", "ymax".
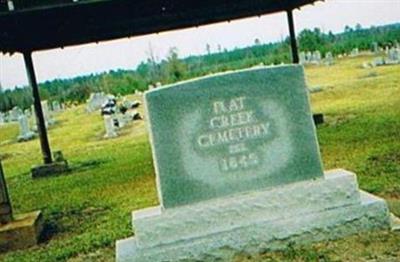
[
  {"xmin": 134, "ymin": 170, "xmax": 359, "ymax": 249},
  {"xmin": 145, "ymin": 65, "xmax": 323, "ymax": 208},
  {"xmin": 117, "ymin": 183, "xmax": 391, "ymax": 261},
  {"xmin": 0, "ymin": 211, "xmax": 43, "ymax": 252}
]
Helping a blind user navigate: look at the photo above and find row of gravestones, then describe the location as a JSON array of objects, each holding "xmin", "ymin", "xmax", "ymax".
[
  {"xmin": 103, "ymin": 109, "xmax": 142, "ymax": 139},
  {"xmin": 0, "ymin": 101, "xmax": 63, "ymax": 125},
  {"xmin": 300, "ymin": 48, "xmax": 361, "ymax": 66},
  {"xmin": 299, "ymin": 51, "xmax": 333, "ymax": 66},
  {"xmin": 363, "ymin": 47, "xmax": 400, "ymax": 68},
  {"xmin": 86, "ymin": 93, "xmax": 143, "ymax": 139},
  {"xmin": 0, "ymin": 101, "xmax": 62, "ymax": 142}
]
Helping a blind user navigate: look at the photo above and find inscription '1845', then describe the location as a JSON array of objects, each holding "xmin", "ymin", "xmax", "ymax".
[{"xmin": 196, "ymin": 96, "xmax": 271, "ymax": 172}]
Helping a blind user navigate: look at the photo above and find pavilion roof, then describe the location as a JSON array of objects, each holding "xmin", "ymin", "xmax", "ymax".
[{"xmin": 0, "ymin": 0, "xmax": 320, "ymax": 54}]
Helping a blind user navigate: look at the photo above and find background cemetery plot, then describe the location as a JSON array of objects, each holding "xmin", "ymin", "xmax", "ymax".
[{"xmin": 0, "ymin": 52, "xmax": 399, "ymax": 261}]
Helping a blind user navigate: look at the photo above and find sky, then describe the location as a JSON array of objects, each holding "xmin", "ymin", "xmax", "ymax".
[{"xmin": 0, "ymin": 0, "xmax": 399, "ymax": 90}]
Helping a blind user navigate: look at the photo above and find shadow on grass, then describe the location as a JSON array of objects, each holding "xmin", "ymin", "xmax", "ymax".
[
  {"xmin": 40, "ymin": 205, "xmax": 110, "ymax": 244},
  {"xmin": 69, "ymin": 159, "xmax": 108, "ymax": 173}
]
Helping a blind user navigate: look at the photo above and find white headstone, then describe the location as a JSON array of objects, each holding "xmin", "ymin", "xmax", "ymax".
[
  {"xmin": 387, "ymin": 47, "xmax": 400, "ymax": 63},
  {"xmin": 17, "ymin": 115, "xmax": 35, "ymax": 141},
  {"xmin": 104, "ymin": 115, "xmax": 117, "ymax": 138},
  {"xmin": 41, "ymin": 101, "xmax": 53, "ymax": 127},
  {"xmin": 350, "ymin": 48, "xmax": 359, "ymax": 57},
  {"xmin": 306, "ymin": 51, "xmax": 312, "ymax": 63},
  {"xmin": 299, "ymin": 52, "xmax": 306, "ymax": 65},
  {"xmin": 372, "ymin": 42, "xmax": 379, "ymax": 53},
  {"xmin": 324, "ymin": 52, "xmax": 334, "ymax": 65},
  {"xmin": 10, "ymin": 107, "xmax": 22, "ymax": 121},
  {"xmin": 52, "ymin": 101, "xmax": 61, "ymax": 112},
  {"xmin": 116, "ymin": 114, "xmax": 126, "ymax": 128},
  {"xmin": 86, "ymin": 92, "xmax": 108, "ymax": 113}
]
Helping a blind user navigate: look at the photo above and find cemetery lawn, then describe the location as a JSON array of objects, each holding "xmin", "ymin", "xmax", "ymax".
[{"xmin": 0, "ymin": 54, "xmax": 399, "ymax": 261}]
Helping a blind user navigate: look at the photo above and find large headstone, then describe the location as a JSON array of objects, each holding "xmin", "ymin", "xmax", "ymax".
[
  {"xmin": 145, "ymin": 66, "xmax": 323, "ymax": 208},
  {"xmin": 116, "ymin": 66, "xmax": 392, "ymax": 262}
]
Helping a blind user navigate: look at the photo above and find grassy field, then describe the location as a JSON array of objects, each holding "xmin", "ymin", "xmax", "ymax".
[{"xmin": 0, "ymin": 54, "xmax": 399, "ymax": 261}]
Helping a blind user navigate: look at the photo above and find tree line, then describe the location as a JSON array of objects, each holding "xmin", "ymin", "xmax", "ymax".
[{"xmin": 1, "ymin": 23, "xmax": 399, "ymax": 112}]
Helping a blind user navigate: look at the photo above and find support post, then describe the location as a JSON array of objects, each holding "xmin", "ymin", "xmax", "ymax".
[
  {"xmin": 23, "ymin": 51, "xmax": 53, "ymax": 164},
  {"xmin": 287, "ymin": 9, "xmax": 299, "ymax": 64},
  {"xmin": 0, "ymin": 160, "xmax": 12, "ymax": 224}
]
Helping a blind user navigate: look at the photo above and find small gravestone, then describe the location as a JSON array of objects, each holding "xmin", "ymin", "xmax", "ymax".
[
  {"xmin": 299, "ymin": 51, "xmax": 306, "ymax": 65},
  {"xmin": 372, "ymin": 42, "xmax": 379, "ymax": 53},
  {"xmin": 0, "ymin": 160, "xmax": 43, "ymax": 251},
  {"xmin": 350, "ymin": 48, "xmax": 359, "ymax": 57},
  {"xmin": 104, "ymin": 115, "xmax": 117, "ymax": 138},
  {"xmin": 306, "ymin": 51, "xmax": 312, "ymax": 62},
  {"xmin": 387, "ymin": 47, "xmax": 400, "ymax": 64},
  {"xmin": 52, "ymin": 101, "xmax": 61, "ymax": 113},
  {"xmin": 116, "ymin": 66, "xmax": 392, "ymax": 262},
  {"xmin": 0, "ymin": 113, "xmax": 4, "ymax": 125},
  {"xmin": 86, "ymin": 92, "xmax": 108, "ymax": 113},
  {"xmin": 9, "ymin": 107, "xmax": 22, "ymax": 122},
  {"xmin": 24, "ymin": 109, "xmax": 31, "ymax": 118},
  {"xmin": 312, "ymin": 50, "xmax": 321, "ymax": 64},
  {"xmin": 41, "ymin": 101, "xmax": 55, "ymax": 126},
  {"xmin": 17, "ymin": 115, "xmax": 35, "ymax": 142},
  {"xmin": 324, "ymin": 51, "xmax": 334, "ymax": 66}
]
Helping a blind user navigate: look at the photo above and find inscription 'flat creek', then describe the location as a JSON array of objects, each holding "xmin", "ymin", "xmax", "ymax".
[{"xmin": 145, "ymin": 65, "xmax": 324, "ymax": 208}]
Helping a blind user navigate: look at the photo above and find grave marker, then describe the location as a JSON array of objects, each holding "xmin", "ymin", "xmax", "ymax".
[
  {"xmin": 17, "ymin": 114, "xmax": 35, "ymax": 142},
  {"xmin": 117, "ymin": 65, "xmax": 392, "ymax": 262},
  {"xmin": 104, "ymin": 115, "xmax": 117, "ymax": 138},
  {"xmin": 145, "ymin": 66, "xmax": 323, "ymax": 207}
]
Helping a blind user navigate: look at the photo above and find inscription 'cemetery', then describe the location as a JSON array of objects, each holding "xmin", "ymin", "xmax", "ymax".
[
  {"xmin": 145, "ymin": 66, "xmax": 325, "ymax": 208},
  {"xmin": 196, "ymin": 96, "xmax": 271, "ymax": 172}
]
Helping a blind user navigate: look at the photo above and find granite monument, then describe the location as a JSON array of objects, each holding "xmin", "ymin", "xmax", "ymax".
[{"xmin": 116, "ymin": 65, "xmax": 393, "ymax": 262}]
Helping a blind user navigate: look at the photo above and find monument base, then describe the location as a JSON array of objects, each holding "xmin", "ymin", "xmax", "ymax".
[
  {"xmin": 31, "ymin": 161, "xmax": 69, "ymax": 178},
  {"xmin": 103, "ymin": 133, "xmax": 118, "ymax": 139},
  {"xmin": 0, "ymin": 211, "xmax": 43, "ymax": 252},
  {"xmin": 17, "ymin": 132, "xmax": 36, "ymax": 142},
  {"xmin": 116, "ymin": 170, "xmax": 392, "ymax": 262}
]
